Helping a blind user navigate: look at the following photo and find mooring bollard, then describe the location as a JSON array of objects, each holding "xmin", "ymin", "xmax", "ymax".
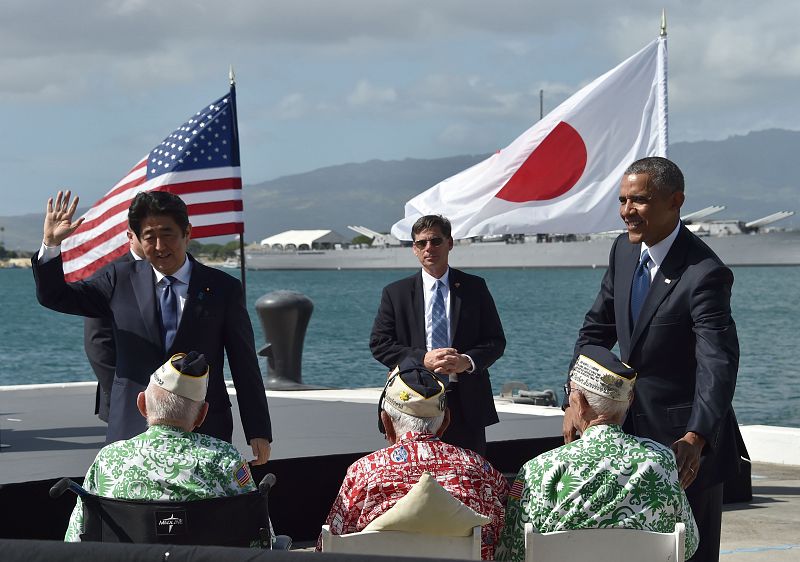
[{"xmin": 255, "ymin": 290, "xmax": 316, "ymax": 390}]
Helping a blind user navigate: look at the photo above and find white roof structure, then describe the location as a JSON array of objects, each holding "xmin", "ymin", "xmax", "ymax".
[
  {"xmin": 259, "ymin": 230, "xmax": 348, "ymax": 250},
  {"xmin": 347, "ymin": 226, "xmax": 402, "ymax": 247}
]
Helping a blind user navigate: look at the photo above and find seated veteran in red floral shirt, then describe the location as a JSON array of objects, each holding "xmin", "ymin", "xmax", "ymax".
[{"xmin": 318, "ymin": 361, "xmax": 509, "ymax": 559}]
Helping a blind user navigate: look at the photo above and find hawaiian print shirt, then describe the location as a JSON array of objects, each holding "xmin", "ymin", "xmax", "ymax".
[
  {"xmin": 495, "ymin": 424, "xmax": 698, "ymax": 561},
  {"xmin": 318, "ymin": 431, "xmax": 509, "ymax": 559},
  {"xmin": 64, "ymin": 425, "xmax": 256, "ymax": 542}
]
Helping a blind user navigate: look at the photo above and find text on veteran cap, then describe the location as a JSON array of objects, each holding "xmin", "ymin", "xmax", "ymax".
[{"xmin": 570, "ymin": 345, "xmax": 636, "ymax": 402}]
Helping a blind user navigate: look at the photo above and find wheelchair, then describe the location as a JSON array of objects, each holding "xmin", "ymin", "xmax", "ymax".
[{"xmin": 51, "ymin": 473, "xmax": 291, "ymax": 549}]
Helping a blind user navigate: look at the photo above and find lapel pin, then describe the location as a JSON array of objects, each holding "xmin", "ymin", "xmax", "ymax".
[
  {"xmin": 664, "ymin": 279, "xmax": 672, "ymax": 284},
  {"xmin": 454, "ymin": 282, "xmax": 460, "ymax": 288}
]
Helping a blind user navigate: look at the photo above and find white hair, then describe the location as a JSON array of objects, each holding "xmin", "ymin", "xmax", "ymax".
[
  {"xmin": 145, "ymin": 383, "xmax": 203, "ymax": 427},
  {"xmin": 574, "ymin": 382, "xmax": 630, "ymax": 421},
  {"xmin": 383, "ymin": 401, "xmax": 444, "ymax": 435}
]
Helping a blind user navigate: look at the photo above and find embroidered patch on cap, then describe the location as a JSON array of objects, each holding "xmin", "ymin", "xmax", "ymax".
[{"xmin": 382, "ymin": 364, "xmax": 446, "ymax": 418}]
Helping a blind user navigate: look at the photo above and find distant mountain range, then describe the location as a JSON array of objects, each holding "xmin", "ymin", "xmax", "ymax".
[{"xmin": 2, "ymin": 128, "xmax": 798, "ymax": 251}]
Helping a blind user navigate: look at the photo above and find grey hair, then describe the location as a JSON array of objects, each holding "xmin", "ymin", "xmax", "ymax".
[
  {"xmin": 383, "ymin": 401, "xmax": 444, "ymax": 435},
  {"xmin": 574, "ymin": 383, "xmax": 629, "ymax": 421},
  {"xmin": 145, "ymin": 383, "xmax": 204, "ymax": 427},
  {"xmin": 623, "ymin": 156, "xmax": 684, "ymax": 194}
]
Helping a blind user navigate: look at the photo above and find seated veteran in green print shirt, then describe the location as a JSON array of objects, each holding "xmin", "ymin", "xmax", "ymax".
[
  {"xmin": 65, "ymin": 352, "xmax": 257, "ymax": 542},
  {"xmin": 495, "ymin": 346, "xmax": 698, "ymax": 561}
]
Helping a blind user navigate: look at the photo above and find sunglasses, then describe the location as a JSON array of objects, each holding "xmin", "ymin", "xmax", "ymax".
[{"xmin": 413, "ymin": 237, "xmax": 445, "ymax": 249}]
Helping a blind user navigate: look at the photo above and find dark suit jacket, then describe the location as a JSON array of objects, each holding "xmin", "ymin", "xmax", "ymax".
[
  {"xmin": 370, "ymin": 268, "xmax": 506, "ymax": 429},
  {"xmin": 574, "ymin": 226, "xmax": 741, "ymax": 488},
  {"xmin": 84, "ymin": 252, "xmax": 136, "ymax": 422},
  {"xmin": 33, "ymin": 253, "xmax": 271, "ymax": 444}
]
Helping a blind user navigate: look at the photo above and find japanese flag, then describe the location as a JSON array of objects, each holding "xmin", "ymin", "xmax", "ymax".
[{"xmin": 392, "ymin": 36, "xmax": 668, "ymax": 239}]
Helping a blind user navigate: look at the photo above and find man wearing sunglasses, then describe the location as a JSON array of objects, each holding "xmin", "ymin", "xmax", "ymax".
[{"xmin": 370, "ymin": 215, "xmax": 506, "ymax": 456}]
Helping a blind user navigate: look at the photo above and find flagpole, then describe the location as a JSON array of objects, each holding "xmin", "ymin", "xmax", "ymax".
[
  {"xmin": 658, "ymin": 9, "xmax": 669, "ymax": 158},
  {"xmin": 229, "ymin": 65, "xmax": 247, "ymax": 299},
  {"xmin": 539, "ymin": 89, "xmax": 544, "ymax": 120}
]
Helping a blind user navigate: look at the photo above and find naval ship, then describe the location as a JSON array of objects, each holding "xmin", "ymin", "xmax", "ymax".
[{"xmin": 244, "ymin": 207, "xmax": 799, "ymax": 270}]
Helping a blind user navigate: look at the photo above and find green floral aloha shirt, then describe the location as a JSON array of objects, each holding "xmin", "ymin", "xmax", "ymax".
[
  {"xmin": 64, "ymin": 424, "xmax": 256, "ymax": 542},
  {"xmin": 495, "ymin": 424, "xmax": 698, "ymax": 561}
]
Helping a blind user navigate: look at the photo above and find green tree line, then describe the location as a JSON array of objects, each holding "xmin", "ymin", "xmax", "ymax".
[{"xmin": 188, "ymin": 240, "xmax": 241, "ymax": 260}]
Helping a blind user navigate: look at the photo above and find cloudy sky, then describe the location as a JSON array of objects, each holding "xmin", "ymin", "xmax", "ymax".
[{"xmin": 2, "ymin": 0, "xmax": 797, "ymax": 215}]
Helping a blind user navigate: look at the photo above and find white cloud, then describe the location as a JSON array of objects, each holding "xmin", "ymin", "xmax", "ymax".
[
  {"xmin": 437, "ymin": 123, "xmax": 474, "ymax": 146},
  {"xmin": 347, "ymin": 80, "xmax": 398, "ymax": 107},
  {"xmin": 3, "ymin": 0, "xmax": 800, "ymax": 213},
  {"xmin": 274, "ymin": 93, "xmax": 312, "ymax": 119}
]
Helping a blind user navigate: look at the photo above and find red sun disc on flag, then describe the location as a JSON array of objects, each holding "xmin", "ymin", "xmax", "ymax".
[{"xmin": 495, "ymin": 121, "xmax": 587, "ymax": 202}]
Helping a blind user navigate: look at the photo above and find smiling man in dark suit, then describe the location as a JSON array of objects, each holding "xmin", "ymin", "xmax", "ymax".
[
  {"xmin": 33, "ymin": 190, "xmax": 271, "ymax": 465},
  {"xmin": 370, "ymin": 214, "xmax": 506, "ymax": 456},
  {"xmin": 564, "ymin": 157, "xmax": 741, "ymax": 562}
]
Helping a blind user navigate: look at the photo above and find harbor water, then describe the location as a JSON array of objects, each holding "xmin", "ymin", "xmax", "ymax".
[{"xmin": 1, "ymin": 266, "xmax": 798, "ymax": 427}]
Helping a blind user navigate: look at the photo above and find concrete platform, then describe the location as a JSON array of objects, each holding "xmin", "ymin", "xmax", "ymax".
[
  {"xmin": 721, "ymin": 462, "xmax": 800, "ymax": 560},
  {"xmin": 0, "ymin": 382, "xmax": 563, "ymax": 542},
  {"xmin": 2, "ymin": 382, "xmax": 799, "ymax": 558},
  {"xmin": 0, "ymin": 382, "xmax": 563, "ymax": 485}
]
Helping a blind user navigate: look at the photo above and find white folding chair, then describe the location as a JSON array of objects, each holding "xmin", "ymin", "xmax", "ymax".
[
  {"xmin": 320, "ymin": 524, "xmax": 482, "ymax": 560},
  {"xmin": 524, "ymin": 522, "xmax": 685, "ymax": 562}
]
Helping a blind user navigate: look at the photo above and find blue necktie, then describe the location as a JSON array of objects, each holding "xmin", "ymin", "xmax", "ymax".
[
  {"xmin": 160, "ymin": 275, "xmax": 178, "ymax": 350},
  {"xmin": 431, "ymin": 280, "xmax": 449, "ymax": 349},
  {"xmin": 630, "ymin": 250, "xmax": 652, "ymax": 325}
]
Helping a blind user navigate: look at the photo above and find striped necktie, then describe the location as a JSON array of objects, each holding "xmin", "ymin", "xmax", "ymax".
[
  {"xmin": 160, "ymin": 275, "xmax": 178, "ymax": 350},
  {"xmin": 630, "ymin": 250, "xmax": 652, "ymax": 326},
  {"xmin": 431, "ymin": 280, "xmax": 449, "ymax": 349}
]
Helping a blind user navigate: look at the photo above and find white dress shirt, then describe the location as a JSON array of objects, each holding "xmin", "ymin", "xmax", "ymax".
[
  {"xmin": 421, "ymin": 267, "xmax": 451, "ymax": 351},
  {"xmin": 640, "ymin": 221, "xmax": 681, "ymax": 282},
  {"xmin": 419, "ymin": 267, "xmax": 475, "ymax": 378},
  {"xmin": 153, "ymin": 257, "xmax": 192, "ymax": 324}
]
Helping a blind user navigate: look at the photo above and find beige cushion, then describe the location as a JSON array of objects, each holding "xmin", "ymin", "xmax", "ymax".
[{"xmin": 364, "ymin": 472, "xmax": 490, "ymax": 536}]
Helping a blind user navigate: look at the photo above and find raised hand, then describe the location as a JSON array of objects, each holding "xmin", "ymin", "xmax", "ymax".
[{"xmin": 44, "ymin": 190, "xmax": 84, "ymax": 246}]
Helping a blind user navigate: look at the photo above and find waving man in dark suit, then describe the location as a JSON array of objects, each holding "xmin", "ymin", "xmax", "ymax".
[
  {"xmin": 33, "ymin": 190, "xmax": 271, "ymax": 465},
  {"xmin": 370, "ymin": 215, "xmax": 506, "ymax": 456},
  {"xmin": 564, "ymin": 157, "xmax": 741, "ymax": 562}
]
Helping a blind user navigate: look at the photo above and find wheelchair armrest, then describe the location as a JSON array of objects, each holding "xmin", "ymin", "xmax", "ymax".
[
  {"xmin": 49, "ymin": 478, "xmax": 89, "ymax": 498},
  {"xmin": 258, "ymin": 473, "xmax": 277, "ymax": 497}
]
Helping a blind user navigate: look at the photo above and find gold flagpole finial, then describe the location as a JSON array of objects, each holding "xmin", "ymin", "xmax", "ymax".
[
  {"xmin": 660, "ymin": 9, "xmax": 667, "ymax": 37},
  {"xmin": 229, "ymin": 65, "xmax": 236, "ymax": 87}
]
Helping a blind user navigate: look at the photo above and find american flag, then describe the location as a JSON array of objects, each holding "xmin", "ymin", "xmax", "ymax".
[
  {"xmin": 62, "ymin": 90, "xmax": 244, "ymax": 282},
  {"xmin": 235, "ymin": 462, "xmax": 252, "ymax": 488}
]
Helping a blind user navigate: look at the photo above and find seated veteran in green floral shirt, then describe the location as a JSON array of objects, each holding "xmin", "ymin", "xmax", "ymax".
[
  {"xmin": 495, "ymin": 346, "xmax": 698, "ymax": 561},
  {"xmin": 65, "ymin": 351, "xmax": 257, "ymax": 542}
]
